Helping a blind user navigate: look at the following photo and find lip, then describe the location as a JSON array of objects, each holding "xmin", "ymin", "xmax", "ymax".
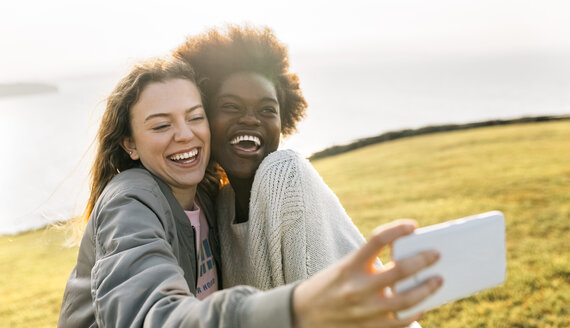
[
  {"xmin": 166, "ymin": 147, "xmax": 202, "ymax": 167},
  {"xmin": 228, "ymin": 131, "xmax": 264, "ymax": 157},
  {"xmin": 230, "ymin": 135, "xmax": 261, "ymax": 148},
  {"xmin": 229, "ymin": 131, "xmax": 263, "ymax": 143}
]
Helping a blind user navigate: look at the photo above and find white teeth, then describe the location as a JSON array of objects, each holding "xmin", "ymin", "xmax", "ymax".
[
  {"xmin": 169, "ymin": 149, "xmax": 198, "ymax": 161},
  {"xmin": 230, "ymin": 135, "xmax": 261, "ymax": 147}
]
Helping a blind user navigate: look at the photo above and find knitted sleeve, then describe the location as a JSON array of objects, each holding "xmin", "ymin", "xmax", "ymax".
[{"xmin": 249, "ymin": 150, "xmax": 367, "ymax": 288}]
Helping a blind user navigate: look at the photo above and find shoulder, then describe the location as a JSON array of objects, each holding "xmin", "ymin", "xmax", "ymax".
[
  {"xmin": 251, "ymin": 149, "xmax": 315, "ymax": 203},
  {"xmin": 260, "ymin": 149, "xmax": 306, "ymax": 166},
  {"xmin": 94, "ymin": 168, "xmax": 168, "ymax": 219},
  {"xmin": 106, "ymin": 168, "xmax": 159, "ymax": 193},
  {"xmin": 102, "ymin": 168, "xmax": 162, "ymax": 198},
  {"xmin": 90, "ymin": 168, "xmax": 176, "ymax": 250},
  {"xmin": 255, "ymin": 149, "xmax": 310, "ymax": 180}
]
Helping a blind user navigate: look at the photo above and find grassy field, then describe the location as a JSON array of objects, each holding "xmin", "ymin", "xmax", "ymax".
[
  {"xmin": 0, "ymin": 227, "xmax": 77, "ymax": 327},
  {"xmin": 313, "ymin": 120, "xmax": 570, "ymax": 327},
  {"xmin": 1, "ymin": 120, "xmax": 568, "ymax": 327}
]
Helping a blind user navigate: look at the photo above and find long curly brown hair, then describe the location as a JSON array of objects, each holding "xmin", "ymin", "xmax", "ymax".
[{"xmin": 174, "ymin": 24, "xmax": 308, "ymax": 137}]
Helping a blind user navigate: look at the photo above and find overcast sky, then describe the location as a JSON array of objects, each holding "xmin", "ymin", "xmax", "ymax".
[
  {"xmin": 2, "ymin": 0, "xmax": 570, "ymax": 234},
  {"xmin": 1, "ymin": 0, "xmax": 570, "ymax": 81}
]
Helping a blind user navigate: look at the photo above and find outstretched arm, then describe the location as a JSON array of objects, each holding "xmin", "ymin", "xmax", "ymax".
[{"xmin": 293, "ymin": 220, "xmax": 442, "ymax": 328}]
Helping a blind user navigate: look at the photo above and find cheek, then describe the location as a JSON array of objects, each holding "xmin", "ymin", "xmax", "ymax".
[
  {"xmin": 198, "ymin": 121, "xmax": 211, "ymax": 140},
  {"xmin": 136, "ymin": 135, "xmax": 164, "ymax": 162},
  {"xmin": 268, "ymin": 120, "xmax": 282, "ymax": 148},
  {"xmin": 199, "ymin": 124, "xmax": 211, "ymax": 155},
  {"xmin": 209, "ymin": 119, "xmax": 228, "ymax": 145}
]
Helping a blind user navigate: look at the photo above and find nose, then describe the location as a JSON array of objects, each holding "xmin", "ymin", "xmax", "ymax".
[
  {"xmin": 238, "ymin": 109, "xmax": 261, "ymax": 126},
  {"xmin": 174, "ymin": 123, "xmax": 195, "ymax": 142}
]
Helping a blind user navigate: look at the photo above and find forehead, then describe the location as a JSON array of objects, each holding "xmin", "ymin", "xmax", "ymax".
[
  {"xmin": 132, "ymin": 79, "xmax": 202, "ymax": 117},
  {"xmin": 216, "ymin": 71, "xmax": 277, "ymax": 101}
]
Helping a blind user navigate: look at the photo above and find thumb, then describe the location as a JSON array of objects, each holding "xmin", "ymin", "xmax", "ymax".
[{"xmin": 351, "ymin": 219, "xmax": 418, "ymax": 271}]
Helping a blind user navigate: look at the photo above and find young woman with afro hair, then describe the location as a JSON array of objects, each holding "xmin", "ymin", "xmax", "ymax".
[{"xmin": 174, "ymin": 25, "xmax": 441, "ymax": 327}]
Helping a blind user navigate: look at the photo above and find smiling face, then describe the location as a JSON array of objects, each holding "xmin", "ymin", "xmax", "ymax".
[
  {"xmin": 208, "ymin": 71, "xmax": 281, "ymax": 181},
  {"xmin": 122, "ymin": 78, "xmax": 210, "ymax": 206}
]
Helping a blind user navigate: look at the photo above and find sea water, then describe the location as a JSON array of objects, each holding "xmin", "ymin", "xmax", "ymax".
[
  {"xmin": 1, "ymin": 52, "xmax": 569, "ymax": 235},
  {"xmin": 0, "ymin": 74, "xmax": 116, "ymax": 235}
]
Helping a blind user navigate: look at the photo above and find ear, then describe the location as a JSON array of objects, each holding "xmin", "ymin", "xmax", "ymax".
[{"xmin": 121, "ymin": 137, "xmax": 140, "ymax": 160}]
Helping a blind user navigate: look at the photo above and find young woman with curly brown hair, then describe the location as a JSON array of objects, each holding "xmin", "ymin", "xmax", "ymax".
[{"xmin": 58, "ymin": 56, "xmax": 305, "ymax": 328}]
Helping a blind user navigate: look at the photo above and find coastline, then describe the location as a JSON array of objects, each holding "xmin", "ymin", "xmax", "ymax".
[
  {"xmin": 1, "ymin": 115, "xmax": 568, "ymax": 237},
  {"xmin": 309, "ymin": 114, "xmax": 570, "ymax": 160}
]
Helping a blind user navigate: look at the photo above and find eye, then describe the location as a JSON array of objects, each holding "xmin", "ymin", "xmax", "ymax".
[
  {"xmin": 152, "ymin": 124, "xmax": 170, "ymax": 131},
  {"xmin": 221, "ymin": 103, "xmax": 240, "ymax": 111},
  {"xmin": 261, "ymin": 106, "xmax": 278, "ymax": 114},
  {"xmin": 188, "ymin": 115, "xmax": 205, "ymax": 122}
]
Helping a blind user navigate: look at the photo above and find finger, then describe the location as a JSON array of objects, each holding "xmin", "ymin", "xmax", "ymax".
[
  {"xmin": 380, "ymin": 316, "xmax": 423, "ymax": 328},
  {"xmin": 352, "ymin": 220, "xmax": 418, "ymax": 270},
  {"xmin": 373, "ymin": 249, "xmax": 440, "ymax": 289},
  {"xmin": 343, "ymin": 311, "xmax": 423, "ymax": 328},
  {"xmin": 385, "ymin": 315, "xmax": 424, "ymax": 328},
  {"xmin": 384, "ymin": 275, "xmax": 444, "ymax": 312}
]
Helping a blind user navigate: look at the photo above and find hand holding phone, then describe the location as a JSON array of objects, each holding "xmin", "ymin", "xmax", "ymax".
[{"xmin": 392, "ymin": 211, "xmax": 506, "ymax": 318}]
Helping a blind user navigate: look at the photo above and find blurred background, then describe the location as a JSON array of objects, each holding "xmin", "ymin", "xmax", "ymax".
[{"xmin": 1, "ymin": 0, "xmax": 569, "ymax": 235}]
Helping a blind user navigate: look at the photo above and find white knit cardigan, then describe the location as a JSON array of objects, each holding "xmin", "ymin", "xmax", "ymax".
[
  {"xmin": 216, "ymin": 149, "xmax": 370, "ymax": 290},
  {"xmin": 216, "ymin": 150, "xmax": 421, "ymax": 328}
]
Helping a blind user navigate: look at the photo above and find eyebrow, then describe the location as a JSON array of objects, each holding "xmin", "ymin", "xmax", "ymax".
[
  {"xmin": 144, "ymin": 104, "xmax": 203, "ymax": 122},
  {"xmin": 217, "ymin": 94, "xmax": 279, "ymax": 104}
]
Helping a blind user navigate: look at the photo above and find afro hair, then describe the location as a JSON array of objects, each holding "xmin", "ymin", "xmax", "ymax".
[{"xmin": 174, "ymin": 24, "xmax": 307, "ymax": 137}]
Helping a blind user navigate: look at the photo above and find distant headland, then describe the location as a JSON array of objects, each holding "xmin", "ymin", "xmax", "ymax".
[
  {"xmin": 309, "ymin": 115, "xmax": 570, "ymax": 161},
  {"xmin": 0, "ymin": 82, "xmax": 58, "ymax": 98}
]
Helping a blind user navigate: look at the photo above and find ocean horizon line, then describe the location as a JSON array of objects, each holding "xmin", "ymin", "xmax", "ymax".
[{"xmin": 2, "ymin": 114, "xmax": 568, "ymax": 237}]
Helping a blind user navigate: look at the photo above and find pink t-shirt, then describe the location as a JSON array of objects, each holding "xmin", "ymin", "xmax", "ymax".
[{"xmin": 185, "ymin": 202, "xmax": 218, "ymax": 300}]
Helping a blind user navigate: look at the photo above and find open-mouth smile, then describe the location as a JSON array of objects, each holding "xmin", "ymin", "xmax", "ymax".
[
  {"xmin": 230, "ymin": 134, "xmax": 261, "ymax": 152},
  {"xmin": 168, "ymin": 148, "xmax": 199, "ymax": 164}
]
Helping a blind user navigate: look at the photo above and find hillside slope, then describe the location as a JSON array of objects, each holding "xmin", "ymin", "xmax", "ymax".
[
  {"xmin": 313, "ymin": 120, "xmax": 569, "ymax": 327},
  {"xmin": 0, "ymin": 121, "xmax": 568, "ymax": 327}
]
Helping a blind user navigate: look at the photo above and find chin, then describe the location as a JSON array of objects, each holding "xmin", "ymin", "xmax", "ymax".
[
  {"xmin": 217, "ymin": 159, "xmax": 257, "ymax": 180},
  {"xmin": 226, "ymin": 166, "xmax": 257, "ymax": 181}
]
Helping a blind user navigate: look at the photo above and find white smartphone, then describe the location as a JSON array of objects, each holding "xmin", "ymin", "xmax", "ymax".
[{"xmin": 392, "ymin": 211, "xmax": 506, "ymax": 318}]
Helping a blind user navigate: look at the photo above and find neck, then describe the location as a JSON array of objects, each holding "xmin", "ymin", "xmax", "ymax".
[
  {"xmin": 228, "ymin": 176, "xmax": 253, "ymax": 223},
  {"xmin": 172, "ymin": 185, "xmax": 197, "ymax": 211}
]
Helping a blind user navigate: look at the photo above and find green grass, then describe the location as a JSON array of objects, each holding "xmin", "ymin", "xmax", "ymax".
[
  {"xmin": 1, "ymin": 120, "xmax": 568, "ymax": 327},
  {"xmin": 313, "ymin": 120, "xmax": 570, "ymax": 328},
  {"xmin": 0, "ymin": 227, "xmax": 78, "ymax": 328}
]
